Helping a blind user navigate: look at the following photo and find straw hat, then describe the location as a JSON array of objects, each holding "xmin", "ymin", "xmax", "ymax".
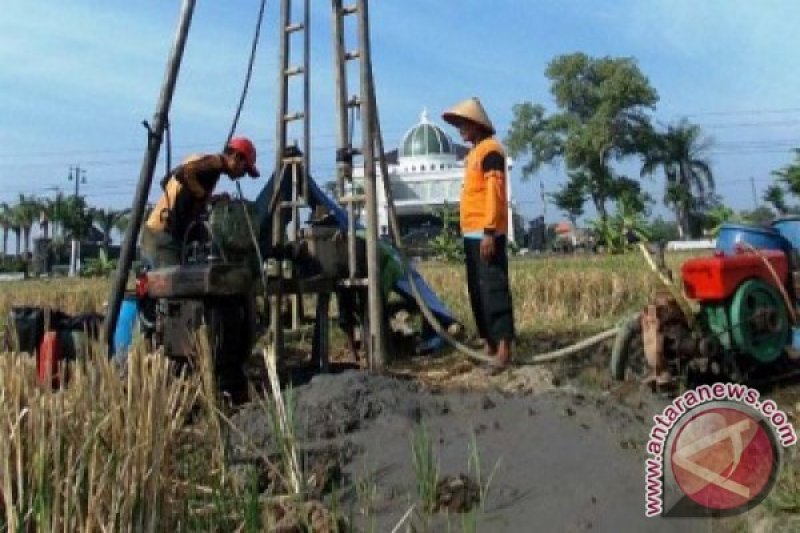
[{"xmin": 442, "ymin": 97, "xmax": 495, "ymax": 135}]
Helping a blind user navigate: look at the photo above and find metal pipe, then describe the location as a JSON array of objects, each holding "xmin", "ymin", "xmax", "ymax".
[{"xmin": 103, "ymin": 0, "xmax": 196, "ymax": 352}]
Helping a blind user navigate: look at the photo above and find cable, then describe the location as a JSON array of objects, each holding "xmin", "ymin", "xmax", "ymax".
[{"xmin": 224, "ymin": 0, "xmax": 267, "ymax": 146}]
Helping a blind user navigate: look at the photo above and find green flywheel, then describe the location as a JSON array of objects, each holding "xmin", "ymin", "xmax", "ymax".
[{"xmin": 729, "ymin": 279, "xmax": 789, "ymax": 363}]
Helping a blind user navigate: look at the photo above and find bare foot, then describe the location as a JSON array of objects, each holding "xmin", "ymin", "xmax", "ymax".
[{"xmin": 494, "ymin": 339, "xmax": 512, "ymax": 366}]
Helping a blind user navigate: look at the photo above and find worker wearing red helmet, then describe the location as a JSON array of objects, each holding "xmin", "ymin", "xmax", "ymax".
[{"xmin": 141, "ymin": 136, "xmax": 260, "ymax": 267}]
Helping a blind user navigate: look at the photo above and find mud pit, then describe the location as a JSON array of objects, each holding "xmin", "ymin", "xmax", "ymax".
[{"xmin": 229, "ymin": 347, "xmax": 720, "ymax": 532}]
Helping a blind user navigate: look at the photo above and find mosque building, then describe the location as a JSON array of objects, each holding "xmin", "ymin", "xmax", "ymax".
[{"xmin": 354, "ymin": 109, "xmax": 518, "ymax": 244}]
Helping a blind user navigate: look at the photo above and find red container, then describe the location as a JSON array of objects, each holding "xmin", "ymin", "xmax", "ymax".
[
  {"xmin": 37, "ymin": 331, "xmax": 62, "ymax": 388},
  {"xmin": 681, "ymin": 250, "xmax": 788, "ymax": 301}
]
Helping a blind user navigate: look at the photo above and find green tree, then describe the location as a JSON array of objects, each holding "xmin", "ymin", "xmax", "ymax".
[
  {"xmin": 49, "ymin": 191, "xmax": 71, "ymax": 240},
  {"xmin": 740, "ymin": 206, "xmax": 776, "ymax": 226},
  {"xmin": 703, "ymin": 202, "xmax": 739, "ymax": 237},
  {"xmin": 772, "ymin": 149, "xmax": 800, "ymax": 197},
  {"xmin": 641, "ymin": 119, "xmax": 715, "ymax": 239},
  {"xmin": 90, "ymin": 207, "xmax": 131, "ymax": 252},
  {"xmin": 506, "ymin": 102, "xmax": 558, "ymax": 178},
  {"xmin": 506, "ymin": 53, "xmax": 658, "ymax": 220},
  {"xmin": 763, "ymin": 183, "xmax": 789, "ymax": 215},
  {"xmin": 5, "ymin": 204, "xmax": 23, "ymax": 257},
  {"xmin": 114, "ymin": 210, "xmax": 131, "ymax": 236},
  {"xmin": 590, "ymin": 177, "xmax": 652, "ymax": 253},
  {"xmin": 0, "ymin": 204, "xmax": 12, "ymax": 260},
  {"xmin": 59, "ymin": 195, "xmax": 92, "ymax": 240},
  {"xmin": 428, "ymin": 204, "xmax": 463, "ymax": 263},
  {"xmin": 37, "ymin": 197, "xmax": 55, "ymax": 240},
  {"xmin": 549, "ymin": 174, "xmax": 586, "ymax": 226},
  {"xmin": 768, "ymin": 149, "xmax": 800, "ymax": 216},
  {"xmin": 645, "ymin": 216, "xmax": 680, "ymax": 242},
  {"xmin": 613, "ymin": 176, "xmax": 653, "ymax": 218},
  {"xmin": 14, "ymin": 194, "xmax": 42, "ymax": 255}
]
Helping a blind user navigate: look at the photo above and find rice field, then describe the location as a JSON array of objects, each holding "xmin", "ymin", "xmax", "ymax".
[
  {"xmin": 419, "ymin": 251, "xmax": 692, "ymax": 336},
  {"xmin": 0, "ymin": 251, "xmax": 696, "ymax": 530}
]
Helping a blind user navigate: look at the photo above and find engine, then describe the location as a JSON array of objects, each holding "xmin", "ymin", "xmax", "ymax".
[{"xmin": 612, "ymin": 220, "xmax": 800, "ymax": 388}]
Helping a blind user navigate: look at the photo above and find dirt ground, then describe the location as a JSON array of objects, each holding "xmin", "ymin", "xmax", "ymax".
[{"xmin": 226, "ymin": 332, "xmax": 791, "ymax": 532}]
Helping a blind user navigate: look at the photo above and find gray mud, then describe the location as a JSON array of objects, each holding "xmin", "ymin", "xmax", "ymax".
[{"xmin": 230, "ymin": 370, "xmax": 720, "ymax": 532}]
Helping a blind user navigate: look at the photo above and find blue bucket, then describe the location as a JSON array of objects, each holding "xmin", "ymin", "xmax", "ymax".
[
  {"xmin": 113, "ymin": 294, "xmax": 139, "ymax": 355},
  {"xmin": 716, "ymin": 223, "xmax": 789, "ymax": 255},
  {"xmin": 772, "ymin": 217, "xmax": 800, "ymax": 252}
]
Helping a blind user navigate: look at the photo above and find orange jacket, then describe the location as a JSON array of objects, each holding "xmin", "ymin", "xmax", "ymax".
[
  {"xmin": 459, "ymin": 138, "xmax": 508, "ymax": 235},
  {"xmin": 145, "ymin": 154, "xmax": 225, "ymax": 239}
]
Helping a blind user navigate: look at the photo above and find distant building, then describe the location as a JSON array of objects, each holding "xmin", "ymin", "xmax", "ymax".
[{"xmin": 353, "ymin": 110, "xmax": 518, "ymax": 243}]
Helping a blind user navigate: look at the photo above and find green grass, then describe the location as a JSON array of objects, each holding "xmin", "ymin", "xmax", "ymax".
[{"xmin": 410, "ymin": 423, "xmax": 440, "ymax": 514}]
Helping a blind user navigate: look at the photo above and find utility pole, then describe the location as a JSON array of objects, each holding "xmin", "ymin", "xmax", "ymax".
[
  {"xmin": 103, "ymin": 0, "xmax": 197, "ymax": 354},
  {"xmin": 68, "ymin": 165, "xmax": 86, "ymax": 198},
  {"xmin": 67, "ymin": 165, "xmax": 87, "ymax": 276},
  {"xmin": 750, "ymin": 176, "xmax": 758, "ymax": 210},
  {"xmin": 540, "ymin": 179, "xmax": 546, "ymax": 220}
]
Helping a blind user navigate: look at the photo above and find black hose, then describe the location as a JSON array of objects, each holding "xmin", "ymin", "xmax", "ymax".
[{"xmin": 225, "ymin": 0, "xmax": 268, "ymax": 145}]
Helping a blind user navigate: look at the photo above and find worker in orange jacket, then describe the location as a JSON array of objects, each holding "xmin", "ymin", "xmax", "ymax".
[
  {"xmin": 443, "ymin": 98, "xmax": 514, "ymax": 371},
  {"xmin": 141, "ymin": 136, "xmax": 261, "ymax": 267}
]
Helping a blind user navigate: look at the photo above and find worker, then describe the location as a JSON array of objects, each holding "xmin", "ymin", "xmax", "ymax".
[
  {"xmin": 442, "ymin": 97, "xmax": 514, "ymax": 372},
  {"xmin": 141, "ymin": 136, "xmax": 261, "ymax": 268}
]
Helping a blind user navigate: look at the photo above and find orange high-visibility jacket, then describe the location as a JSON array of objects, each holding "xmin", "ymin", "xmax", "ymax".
[
  {"xmin": 145, "ymin": 154, "xmax": 225, "ymax": 240},
  {"xmin": 459, "ymin": 138, "xmax": 508, "ymax": 235}
]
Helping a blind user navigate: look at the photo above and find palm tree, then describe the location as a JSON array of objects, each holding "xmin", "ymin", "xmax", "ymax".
[
  {"xmin": 37, "ymin": 197, "xmax": 57, "ymax": 240},
  {"xmin": 7, "ymin": 204, "xmax": 23, "ymax": 258},
  {"xmin": 772, "ymin": 149, "xmax": 800, "ymax": 195},
  {"xmin": 90, "ymin": 207, "xmax": 131, "ymax": 252},
  {"xmin": 641, "ymin": 119, "xmax": 715, "ymax": 239},
  {"xmin": 764, "ymin": 184, "xmax": 789, "ymax": 216},
  {"xmin": 0, "ymin": 204, "xmax": 12, "ymax": 261},
  {"xmin": 15, "ymin": 194, "xmax": 42, "ymax": 255},
  {"xmin": 56, "ymin": 195, "xmax": 92, "ymax": 276},
  {"xmin": 114, "ymin": 210, "xmax": 131, "ymax": 236},
  {"xmin": 59, "ymin": 195, "xmax": 91, "ymax": 240}
]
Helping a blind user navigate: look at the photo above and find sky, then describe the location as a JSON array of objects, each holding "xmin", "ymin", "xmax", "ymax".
[{"xmin": 2, "ymin": 0, "xmax": 800, "ymax": 238}]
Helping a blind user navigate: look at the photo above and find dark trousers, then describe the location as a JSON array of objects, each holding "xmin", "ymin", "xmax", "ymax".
[
  {"xmin": 464, "ymin": 235, "xmax": 514, "ymax": 348},
  {"xmin": 140, "ymin": 225, "xmax": 180, "ymax": 268}
]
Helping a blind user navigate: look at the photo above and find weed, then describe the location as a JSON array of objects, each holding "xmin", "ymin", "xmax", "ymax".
[
  {"xmin": 766, "ymin": 453, "xmax": 800, "ymax": 513},
  {"xmin": 411, "ymin": 423, "xmax": 440, "ymax": 514},
  {"xmin": 460, "ymin": 508, "xmax": 478, "ymax": 533},
  {"xmin": 467, "ymin": 430, "xmax": 500, "ymax": 512}
]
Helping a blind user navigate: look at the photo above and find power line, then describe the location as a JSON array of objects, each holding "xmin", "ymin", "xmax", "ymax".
[
  {"xmin": 2, "ymin": 106, "xmax": 800, "ymax": 162},
  {"xmin": 679, "ymin": 106, "xmax": 800, "ymax": 118},
  {"xmin": 702, "ymin": 119, "xmax": 800, "ymax": 129}
]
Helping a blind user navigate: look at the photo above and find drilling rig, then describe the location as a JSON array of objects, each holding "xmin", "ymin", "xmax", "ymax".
[{"xmin": 104, "ymin": 0, "xmax": 455, "ymax": 390}]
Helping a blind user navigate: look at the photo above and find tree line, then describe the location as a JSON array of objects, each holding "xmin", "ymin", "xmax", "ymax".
[
  {"xmin": 505, "ymin": 52, "xmax": 800, "ymax": 243},
  {"xmin": 0, "ymin": 193, "xmax": 130, "ymax": 260}
]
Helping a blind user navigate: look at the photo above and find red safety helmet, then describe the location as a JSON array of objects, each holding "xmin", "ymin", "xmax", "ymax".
[{"xmin": 226, "ymin": 137, "xmax": 260, "ymax": 177}]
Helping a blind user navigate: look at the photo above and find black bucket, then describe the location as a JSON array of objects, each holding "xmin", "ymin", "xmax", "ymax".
[{"xmin": 7, "ymin": 306, "xmax": 45, "ymax": 354}]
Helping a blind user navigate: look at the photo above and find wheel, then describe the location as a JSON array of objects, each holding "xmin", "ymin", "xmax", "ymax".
[
  {"xmin": 729, "ymin": 279, "xmax": 789, "ymax": 364},
  {"xmin": 610, "ymin": 315, "xmax": 645, "ymax": 381}
]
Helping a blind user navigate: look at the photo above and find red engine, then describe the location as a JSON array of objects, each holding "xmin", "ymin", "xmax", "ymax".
[{"xmin": 681, "ymin": 249, "xmax": 789, "ymax": 301}]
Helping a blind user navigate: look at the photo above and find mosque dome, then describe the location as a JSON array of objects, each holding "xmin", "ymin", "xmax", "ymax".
[{"xmin": 399, "ymin": 109, "xmax": 455, "ymax": 159}]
